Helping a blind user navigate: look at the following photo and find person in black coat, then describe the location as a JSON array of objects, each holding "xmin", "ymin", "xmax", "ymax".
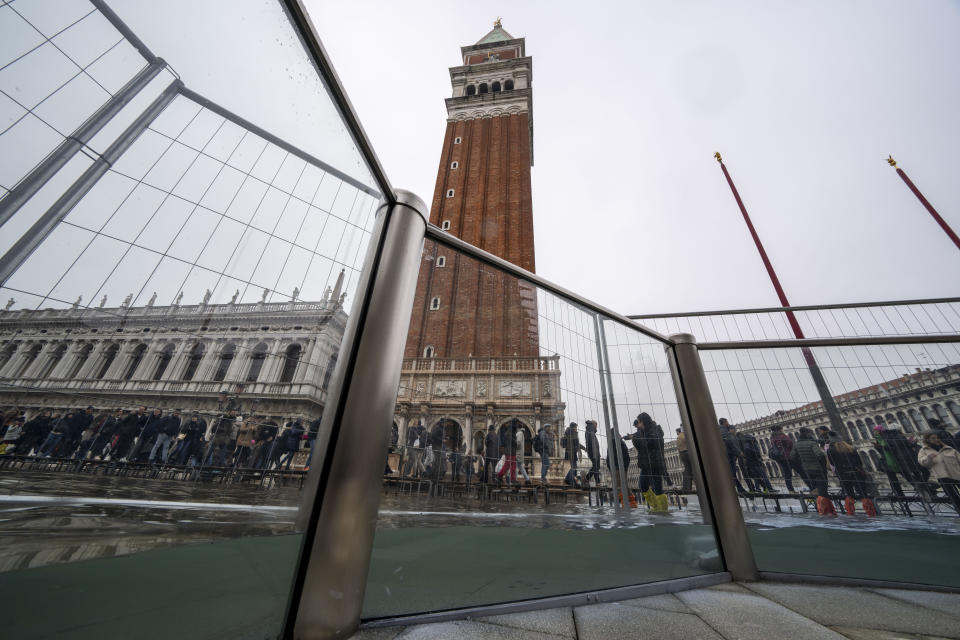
[
  {"xmin": 173, "ymin": 414, "xmax": 206, "ymax": 465},
  {"xmin": 738, "ymin": 431, "xmax": 774, "ymax": 492},
  {"xmin": 278, "ymin": 419, "xmax": 305, "ymax": 470},
  {"xmin": 634, "ymin": 412, "xmax": 667, "ymax": 494},
  {"xmin": 928, "ymin": 419, "xmax": 960, "ymax": 452},
  {"xmin": 483, "ymin": 425, "xmax": 500, "ymax": 483},
  {"xmin": 583, "ymin": 420, "xmax": 601, "ymax": 485},
  {"xmin": 606, "ymin": 437, "xmax": 630, "ymax": 476},
  {"xmin": 149, "ymin": 409, "xmax": 181, "ymax": 463},
  {"xmin": 20, "ymin": 410, "xmax": 51, "ymax": 455},
  {"xmin": 131, "ymin": 408, "xmax": 163, "ymax": 462}
]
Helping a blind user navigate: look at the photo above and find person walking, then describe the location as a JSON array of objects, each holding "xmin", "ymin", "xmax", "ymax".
[
  {"xmin": 738, "ymin": 430, "xmax": 774, "ymax": 492},
  {"xmin": 827, "ymin": 436, "xmax": 876, "ymax": 516},
  {"xmin": 918, "ymin": 431, "xmax": 960, "ymax": 515},
  {"xmin": 278, "ymin": 419, "xmax": 305, "ymax": 470},
  {"xmin": 792, "ymin": 427, "xmax": 836, "ymax": 515},
  {"xmin": 515, "ymin": 427, "xmax": 531, "ymax": 484},
  {"xmin": 562, "ymin": 422, "xmax": 583, "ymax": 487},
  {"xmin": 718, "ymin": 418, "xmax": 748, "ymax": 493},
  {"xmin": 483, "ymin": 424, "xmax": 500, "ymax": 483},
  {"xmin": 582, "ymin": 420, "xmax": 601, "ymax": 486},
  {"xmin": 768, "ymin": 425, "xmax": 802, "ymax": 492},
  {"xmin": 149, "ymin": 409, "xmax": 181, "ymax": 464},
  {"xmin": 535, "ymin": 424, "xmax": 554, "ymax": 484},
  {"xmin": 497, "ymin": 419, "xmax": 519, "ymax": 484}
]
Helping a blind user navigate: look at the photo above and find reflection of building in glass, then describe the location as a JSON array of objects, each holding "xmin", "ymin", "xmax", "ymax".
[
  {"xmin": 396, "ymin": 24, "xmax": 564, "ymax": 465},
  {"xmin": 664, "ymin": 365, "xmax": 960, "ymax": 489},
  {"xmin": 0, "ymin": 287, "xmax": 347, "ymax": 421}
]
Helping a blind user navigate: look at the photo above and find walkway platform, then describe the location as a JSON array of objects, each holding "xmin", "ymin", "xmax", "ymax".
[{"xmin": 352, "ymin": 581, "xmax": 960, "ymax": 639}]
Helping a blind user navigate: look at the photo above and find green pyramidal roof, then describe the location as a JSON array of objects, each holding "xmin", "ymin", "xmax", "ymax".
[{"xmin": 476, "ymin": 24, "xmax": 514, "ymax": 45}]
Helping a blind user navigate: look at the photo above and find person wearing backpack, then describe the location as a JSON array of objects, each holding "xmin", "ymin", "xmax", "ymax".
[
  {"xmin": 768, "ymin": 425, "xmax": 797, "ymax": 492},
  {"xmin": 535, "ymin": 424, "xmax": 554, "ymax": 484},
  {"xmin": 562, "ymin": 422, "xmax": 583, "ymax": 486}
]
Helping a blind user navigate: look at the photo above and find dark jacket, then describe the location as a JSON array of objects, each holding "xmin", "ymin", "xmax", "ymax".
[
  {"xmin": 769, "ymin": 432, "xmax": 793, "ymax": 462},
  {"xmin": 606, "ymin": 438, "xmax": 630, "ymax": 471},
  {"xmin": 738, "ymin": 432, "xmax": 764, "ymax": 462},
  {"xmin": 484, "ymin": 430, "xmax": 499, "ymax": 460},
  {"xmin": 499, "ymin": 423, "xmax": 517, "ymax": 456},
  {"xmin": 720, "ymin": 424, "xmax": 742, "ymax": 458},
  {"xmin": 140, "ymin": 412, "xmax": 164, "ymax": 439},
  {"xmin": 875, "ymin": 429, "xmax": 925, "ymax": 481},
  {"xmin": 827, "ymin": 445, "xmax": 864, "ymax": 477},
  {"xmin": 536, "ymin": 429, "xmax": 554, "ymax": 456},
  {"xmin": 585, "ymin": 429, "xmax": 600, "ymax": 463},
  {"xmin": 791, "ymin": 434, "xmax": 826, "ymax": 480},
  {"xmin": 182, "ymin": 418, "xmax": 206, "ymax": 442},
  {"xmin": 160, "ymin": 414, "xmax": 181, "ymax": 436},
  {"xmin": 563, "ymin": 426, "xmax": 581, "ymax": 463},
  {"xmin": 283, "ymin": 422, "xmax": 305, "ymax": 451}
]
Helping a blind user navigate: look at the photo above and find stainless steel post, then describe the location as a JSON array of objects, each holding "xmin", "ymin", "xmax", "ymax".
[
  {"xmin": 591, "ymin": 313, "xmax": 622, "ymax": 511},
  {"xmin": 0, "ymin": 80, "xmax": 182, "ymax": 286},
  {"xmin": 287, "ymin": 191, "xmax": 428, "ymax": 639},
  {"xmin": 595, "ymin": 315, "xmax": 629, "ymax": 508},
  {"xmin": 666, "ymin": 333, "xmax": 757, "ymax": 580}
]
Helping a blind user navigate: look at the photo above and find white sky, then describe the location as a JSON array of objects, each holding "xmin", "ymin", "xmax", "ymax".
[{"xmin": 309, "ymin": 0, "xmax": 960, "ymax": 316}]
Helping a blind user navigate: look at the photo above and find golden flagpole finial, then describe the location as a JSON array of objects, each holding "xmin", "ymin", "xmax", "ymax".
[
  {"xmin": 714, "ymin": 151, "xmax": 723, "ymax": 163},
  {"xmin": 886, "ymin": 155, "xmax": 897, "ymax": 168},
  {"xmin": 494, "ymin": 17, "xmax": 502, "ymax": 28}
]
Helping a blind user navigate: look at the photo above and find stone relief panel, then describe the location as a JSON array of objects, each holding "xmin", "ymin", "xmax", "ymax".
[
  {"xmin": 499, "ymin": 380, "xmax": 531, "ymax": 397},
  {"xmin": 434, "ymin": 380, "xmax": 466, "ymax": 397},
  {"xmin": 476, "ymin": 380, "xmax": 487, "ymax": 397}
]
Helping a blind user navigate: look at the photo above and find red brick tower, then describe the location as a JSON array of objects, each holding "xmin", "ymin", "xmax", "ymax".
[{"xmin": 405, "ymin": 21, "xmax": 538, "ymax": 359}]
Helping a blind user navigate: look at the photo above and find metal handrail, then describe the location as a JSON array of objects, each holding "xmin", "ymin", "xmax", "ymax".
[
  {"xmin": 696, "ymin": 334, "xmax": 960, "ymax": 350},
  {"xmin": 628, "ymin": 296, "xmax": 960, "ymax": 320},
  {"xmin": 425, "ymin": 226, "xmax": 674, "ymax": 345}
]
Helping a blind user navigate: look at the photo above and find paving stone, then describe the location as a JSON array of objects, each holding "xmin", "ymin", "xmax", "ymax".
[
  {"xmin": 830, "ymin": 627, "xmax": 953, "ymax": 640},
  {"xmin": 574, "ymin": 602, "xmax": 724, "ymax": 640},
  {"xmin": 349, "ymin": 627, "xmax": 403, "ymax": 640},
  {"xmin": 744, "ymin": 583, "xmax": 960, "ymax": 638},
  {"xmin": 616, "ymin": 593, "xmax": 692, "ymax": 614},
  {"xmin": 706, "ymin": 582, "xmax": 754, "ymax": 593},
  {"xmin": 474, "ymin": 607, "xmax": 576, "ymax": 639},
  {"xmin": 395, "ymin": 620, "xmax": 562, "ymax": 640},
  {"xmin": 676, "ymin": 586, "xmax": 847, "ymax": 640},
  {"xmin": 868, "ymin": 589, "xmax": 960, "ymax": 621}
]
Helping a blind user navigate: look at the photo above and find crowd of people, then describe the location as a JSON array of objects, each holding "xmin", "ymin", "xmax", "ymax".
[
  {"xmin": 718, "ymin": 417, "xmax": 960, "ymax": 516},
  {"xmin": 389, "ymin": 413, "xmax": 678, "ymax": 511},
  {"xmin": 0, "ymin": 400, "xmax": 321, "ymax": 471}
]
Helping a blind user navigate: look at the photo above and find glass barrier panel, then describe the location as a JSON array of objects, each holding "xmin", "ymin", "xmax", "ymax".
[
  {"xmin": 695, "ymin": 342, "xmax": 960, "ymax": 588},
  {"xmin": 361, "ymin": 238, "xmax": 721, "ymax": 620},
  {"xmin": 0, "ymin": 1, "xmax": 383, "ymax": 637}
]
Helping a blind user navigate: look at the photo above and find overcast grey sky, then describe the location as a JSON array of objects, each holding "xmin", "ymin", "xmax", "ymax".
[{"xmin": 310, "ymin": 0, "xmax": 960, "ymax": 316}]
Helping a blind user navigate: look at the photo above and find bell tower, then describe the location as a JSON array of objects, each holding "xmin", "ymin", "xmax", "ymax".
[{"xmin": 405, "ymin": 21, "xmax": 538, "ymax": 360}]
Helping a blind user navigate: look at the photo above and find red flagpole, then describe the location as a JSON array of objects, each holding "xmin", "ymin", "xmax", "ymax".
[
  {"xmin": 713, "ymin": 152, "xmax": 805, "ymax": 341},
  {"xmin": 888, "ymin": 156, "xmax": 960, "ymax": 251},
  {"xmin": 713, "ymin": 152, "xmax": 848, "ymax": 440}
]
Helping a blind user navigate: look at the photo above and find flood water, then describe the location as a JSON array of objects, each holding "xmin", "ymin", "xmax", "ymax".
[{"xmin": 1, "ymin": 470, "xmax": 957, "ymax": 573}]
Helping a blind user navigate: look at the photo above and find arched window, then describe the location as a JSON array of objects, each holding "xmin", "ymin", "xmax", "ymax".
[
  {"xmin": 38, "ymin": 343, "xmax": 68, "ymax": 378},
  {"xmin": 934, "ymin": 404, "xmax": 952, "ymax": 426},
  {"xmin": 947, "ymin": 401, "xmax": 960, "ymax": 426},
  {"xmin": 884, "ymin": 413, "xmax": 896, "ymax": 428},
  {"xmin": 492, "ymin": 81, "xmax": 501, "ymax": 92},
  {"xmin": 441, "ymin": 220, "xmax": 451, "ymax": 230},
  {"xmin": 446, "ymin": 189, "xmax": 455, "ymax": 198},
  {"xmin": 213, "ymin": 343, "xmax": 236, "ymax": 382},
  {"xmin": 0, "ymin": 343, "xmax": 16, "ymax": 372},
  {"xmin": 423, "ymin": 345, "xmax": 435, "ymax": 358},
  {"xmin": 96, "ymin": 344, "xmax": 119, "ymax": 379},
  {"xmin": 279, "ymin": 344, "xmax": 302, "ymax": 383},
  {"xmin": 855, "ymin": 419, "xmax": 867, "ymax": 440},
  {"xmin": 859, "ymin": 451, "xmax": 873, "ymax": 472},
  {"xmin": 15, "ymin": 343, "xmax": 42, "ymax": 376},
  {"xmin": 846, "ymin": 421, "xmax": 857, "ymax": 441},
  {"xmin": 896, "ymin": 411, "xmax": 911, "ymax": 434},
  {"xmin": 430, "ymin": 297, "xmax": 440, "ymax": 310},
  {"xmin": 450, "ymin": 161, "xmax": 459, "ymax": 170},
  {"xmin": 122, "ymin": 343, "xmax": 147, "ymax": 380},
  {"xmin": 68, "ymin": 343, "xmax": 93, "ymax": 378},
  {"xmin": 909, "ymin": 408, "xmax": 925, "ymax": 431},
  {"xmin": 465, "ymin": 84, "xmax": 476, "ymax": 96},
  {"xmin": 436, "ymin": 256, "xmax": 446, "ymax": 267},
  {"xmin": 181, "ymin": 342, "xmax": 205, "ymax": 381},
  {"xmin": 245, "ymin": 342, "xmax": 268, "ymax": 382},
  {"xmin": 153, "ymin": 343, "xmax": 174, "ymax": 380},
  {"xmin": 504, "ymin": 79, "xmax": 514, "ymax": 90},
  {"xmin": 478, "ymin": 83, "xmax": 488, "ymax": 94},
  {"xmin": 869, "ymin": 449, "xmax": 882, "ymax": 471}
]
